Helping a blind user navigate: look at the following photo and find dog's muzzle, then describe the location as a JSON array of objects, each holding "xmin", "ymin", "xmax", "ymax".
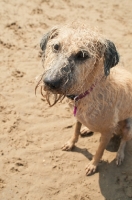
[{"xmin": 43, "ymin": 56, "xmax": 75, "ymax": 93}]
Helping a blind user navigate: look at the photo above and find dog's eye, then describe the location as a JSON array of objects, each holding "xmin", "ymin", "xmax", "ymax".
[
  {"xmin": 53, "ymin": 43, "xmax": 60, "ymax": 52},
  {"xmin": 76, "ymin": 50, "xmax": 89, "ymax": 61}
]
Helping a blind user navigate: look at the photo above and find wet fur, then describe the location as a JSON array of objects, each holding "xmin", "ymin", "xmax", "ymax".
[{"xmin": 39, "ymin": 22, "xmax": 132, "ymax": 175}]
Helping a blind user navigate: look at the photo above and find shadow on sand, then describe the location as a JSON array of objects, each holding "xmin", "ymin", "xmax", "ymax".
[{"xmin": 72, "ymin": 135, "xmax": 132, "ymax": 200}]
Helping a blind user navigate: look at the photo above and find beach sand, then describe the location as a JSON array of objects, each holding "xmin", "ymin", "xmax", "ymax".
[{"xmin": 0, "ymin": 0, "xmax": 132, "ymax": 199}]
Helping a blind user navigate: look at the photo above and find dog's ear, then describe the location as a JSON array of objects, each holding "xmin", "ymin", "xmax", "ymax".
[
  {"xmin": 40, "ymin": 27, "xmax": 58, "ymax": 51},
  {"xmin": 40, "ymin": 32, "xmax": 50, "ymax": 51},
  {"xmin": 104, "ymin": 40, "xmax": 119, "ymax": 76}
]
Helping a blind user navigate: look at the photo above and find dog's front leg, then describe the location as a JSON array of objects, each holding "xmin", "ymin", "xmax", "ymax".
[
  {"xmin": 85, "ymin": 133, "xmax": 112, "ymax": 176},
  {"xmin": 62, "ymin": 120, "xmax": 82, "ymax": 151}
]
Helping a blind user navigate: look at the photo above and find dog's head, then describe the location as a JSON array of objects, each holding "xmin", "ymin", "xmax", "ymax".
[{"xmin": 40, "ymin": 23, "xmax": 119, "ymax": 96}]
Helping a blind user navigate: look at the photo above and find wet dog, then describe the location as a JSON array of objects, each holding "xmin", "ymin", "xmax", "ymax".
[{"xmin": 37, "ymin": 22, "xmax": 132, "ymax": 175}]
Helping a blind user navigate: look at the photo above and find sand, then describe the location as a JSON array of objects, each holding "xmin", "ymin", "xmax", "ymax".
[{"xmin": 0, "ymin": 0, "xmax": 132, "ymax": 199}]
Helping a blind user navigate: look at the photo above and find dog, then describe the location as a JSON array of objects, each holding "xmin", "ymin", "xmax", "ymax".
[{"xmin": 37, "ymin": 22, "xmax": 132, "ymax": 175}]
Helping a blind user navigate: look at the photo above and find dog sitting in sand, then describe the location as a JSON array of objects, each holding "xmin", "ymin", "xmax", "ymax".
[{"xmin": 36, "ymin": 22, "xmax": 132, "ymax": 175}]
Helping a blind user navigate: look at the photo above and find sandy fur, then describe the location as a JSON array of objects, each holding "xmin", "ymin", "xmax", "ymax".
[
  {"xmin": 40, "ymin": 23, "xmax": 132, "ymax": 175},
  {"xmin": 63, "ymin": 66, "xmax": 132, "ymax": 175},
  {"xmin": 76, "ymin": 67, "xmax": 132, "ymax": 132}
]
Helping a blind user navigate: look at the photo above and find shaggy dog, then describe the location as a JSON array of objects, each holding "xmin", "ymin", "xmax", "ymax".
[{"xmin": 36, "ymin": 22, "xmax": 132, "ymax": 175}]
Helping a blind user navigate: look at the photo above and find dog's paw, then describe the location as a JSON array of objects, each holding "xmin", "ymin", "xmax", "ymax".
[
  {"xmin": 80, "ymin": 128, "xmax": 93, "ymax": 137},
  {"xmin": 85, "ymin": 161, "xmax": 97, "ymax": 176},
  {"xmin": 116, "ymin": 151, "xmax": 124, "ymax": 166},
  {"xmin": 61, "ymin": 140, "xmax": 75, "ymax": 151}
]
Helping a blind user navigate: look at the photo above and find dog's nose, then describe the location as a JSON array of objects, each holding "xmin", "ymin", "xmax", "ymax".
[{"xmin": 44, "ymin": 77, "xmax": 62, "ymax": 90}]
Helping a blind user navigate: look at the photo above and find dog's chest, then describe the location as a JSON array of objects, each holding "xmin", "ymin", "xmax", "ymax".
[
  {"xmin": 69, "ymin": 99, "xmax": 103, "ymax": 131},
  {"xmin": 76, "ymin": 107, "xmax": 102, "ymax": 132},
  {"xmin": 73, "ymin": 98, "xmax": 115, "ymax": 132}
]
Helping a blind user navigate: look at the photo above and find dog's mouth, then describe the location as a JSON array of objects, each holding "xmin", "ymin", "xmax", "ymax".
[
  {"xmin": 43, "ymin": 62, "xmax": 75, "ymax": 93},
  {"xmin": 35, "ymin": 74, "xmax": 67, "ymax": 106},
  {"xmin": 35, "ymin": 73, "xmax": 78, "ymax": 107},
  {"xmin": 35, "ymin": 55, "xmax": 76, "ymax": 106},
  {"xmin": 66, "ymin": 94, "xmax": 77, "ymax": 100}
]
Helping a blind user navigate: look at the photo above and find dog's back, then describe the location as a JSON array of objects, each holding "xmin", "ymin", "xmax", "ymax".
[{"xmin": 110, "ymin": 67, "xmax": 132, "ymax": 120}]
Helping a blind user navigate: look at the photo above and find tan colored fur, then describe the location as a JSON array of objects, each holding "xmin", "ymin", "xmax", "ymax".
[
  {"xmin": 63, "ymin": 66, "xmax": 132, "ymax": 175},
  {"xmin": 40, "ymin": 23, "xmax": 132, "ymax": 175}
]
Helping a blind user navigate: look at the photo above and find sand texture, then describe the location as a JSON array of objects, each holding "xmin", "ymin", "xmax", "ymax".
[{"xmin": 0, "ymin": 0, "xmax": 132, "ymax": 199}]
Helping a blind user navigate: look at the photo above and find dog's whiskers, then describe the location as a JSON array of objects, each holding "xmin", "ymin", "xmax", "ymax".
[{"xmin": 35, "ymin": 73, "xmax": 45, "ymax": 96}]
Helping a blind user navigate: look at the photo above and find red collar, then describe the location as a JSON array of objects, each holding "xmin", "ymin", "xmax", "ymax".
[
  {"xmin": 71, "ymin": 74, "xmax": 105, "ymax": 116},
  {"xmin": 67, "ymin": 75, "xmax": 104, "ymax": 116},
  {"xmin": 73, "ymin": 81, "xmax": 97, "ymax": 116}
]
